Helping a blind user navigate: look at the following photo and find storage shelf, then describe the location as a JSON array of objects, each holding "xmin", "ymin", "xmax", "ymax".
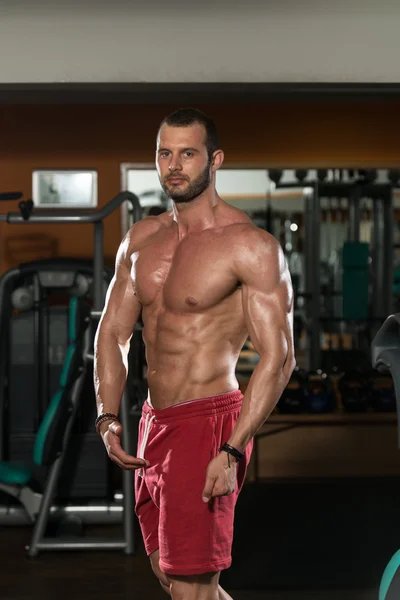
[{"xmin": 265, "ymin": 411, "xmax": 397, "ymax": 425}]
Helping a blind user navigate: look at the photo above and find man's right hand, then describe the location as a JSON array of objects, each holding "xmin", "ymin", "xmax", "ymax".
[{"xmin": 100, "ymin": 421, "xmax": 150, "ymax": 471}]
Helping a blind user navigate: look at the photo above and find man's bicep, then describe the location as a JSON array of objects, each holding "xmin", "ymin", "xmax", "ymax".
[
  {"xmin": 237, "ymin": 231, "xmax": 294, "ymax": 367},
  {"xmin": 243, "ymin": 278, "xmax": 293, "ymax": 364}
]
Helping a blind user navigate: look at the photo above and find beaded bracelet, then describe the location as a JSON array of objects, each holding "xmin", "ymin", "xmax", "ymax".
[{"xmin": 95, "ymin": 412, "xmax": 119, "ymax": 434}]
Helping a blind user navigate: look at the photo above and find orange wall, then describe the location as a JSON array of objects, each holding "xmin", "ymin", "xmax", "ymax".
[{"xmin": 1, "ymin": 102, "xmax": 400, "ymax": 273}]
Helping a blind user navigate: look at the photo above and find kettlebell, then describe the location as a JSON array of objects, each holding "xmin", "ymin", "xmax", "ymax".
[
  {"xmin": 278, "ymin": 367, "xmax": 308, "ymax": 414},
  {"xmin": 339, "ymin": 370, "xmax": 369, "ymax": 413},
  {"xmin": 306, "ymin": 370, "xmax": 336, "ymax": 414}
]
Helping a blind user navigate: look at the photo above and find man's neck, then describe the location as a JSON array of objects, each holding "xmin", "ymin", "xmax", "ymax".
[{"xmin": 172, "ymin": 190, "xmax": 221, "ymax": 238}]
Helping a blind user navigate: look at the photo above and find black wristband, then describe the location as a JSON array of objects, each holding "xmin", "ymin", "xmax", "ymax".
[{"xmin": 219, "ymin": 443, "xmax": 245, "ymax": 462}]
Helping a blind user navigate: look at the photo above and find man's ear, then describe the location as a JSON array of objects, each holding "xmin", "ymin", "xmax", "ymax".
[{"xmin": 211, "ymin": 149, "xmax": 224, "ymax": 172}]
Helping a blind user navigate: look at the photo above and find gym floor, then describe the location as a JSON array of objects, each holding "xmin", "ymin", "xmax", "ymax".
[
  {"xmin": 0, "ymin": 526, "xmax": 377, "ymax": 600},
  {"xmin": 3, "ymin": 476, "xmax": 393, "ymax": 600}
]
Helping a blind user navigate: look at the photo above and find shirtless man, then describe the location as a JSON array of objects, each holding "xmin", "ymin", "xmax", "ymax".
[{"xmin": 94, "ymin": 108, "xmax": 295, "ymax": 600}]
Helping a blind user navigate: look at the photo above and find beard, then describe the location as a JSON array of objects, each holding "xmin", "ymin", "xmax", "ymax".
[{"xmin": 160, "ymin": 161, "xmax": 212, "ymax": 204}]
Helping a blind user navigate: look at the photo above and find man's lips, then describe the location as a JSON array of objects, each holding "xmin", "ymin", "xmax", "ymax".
[{"xmin": 167, "ymin": 177, "xmax": 186, "ymax": 184}]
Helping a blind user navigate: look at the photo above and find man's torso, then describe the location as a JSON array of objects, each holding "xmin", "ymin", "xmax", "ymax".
[{"xmin": 130, "ymin": 204, "xmax": 255, "ymax": 408}]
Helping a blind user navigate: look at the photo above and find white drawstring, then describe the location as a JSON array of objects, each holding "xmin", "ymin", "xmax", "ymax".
[{"xmin": 137, "ymin": 413, "xmax": 155, "ymax": 478}]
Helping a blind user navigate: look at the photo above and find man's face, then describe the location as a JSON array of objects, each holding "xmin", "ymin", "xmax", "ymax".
[{"xmin": 156, "ymin": 123, "xmax": 212, "ymax": 204}]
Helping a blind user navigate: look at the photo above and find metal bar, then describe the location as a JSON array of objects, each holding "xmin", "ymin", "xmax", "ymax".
[
  {"xmin": 33, "ymin": 276, "xmax": 42, "ymax": 429},
  {"xmin": 383, "ymin": 191, "xmax": 394, "ymax": 318},
  {"xmin": 120, "ymin": 387, "xmax": 136, "ymax": 556},
  {"xmin": 39, "ymin": 293, "xmax": 49, "ymax": 422},
  {"xmin": 304, "ymin": 189, "xmax": 314, "ymax": 370},
  {"xmin": 28, "ymin": 454, "xmax": 64, "ymax": 556},
  {"xmin": 34, "ymin": 540, "xmax": 126, "ymax": 551},
  {"xmin": 0, "ymin": 191, "xmax": 143, "ymax": 224},
  {"xmin": 372, "ymin": 195, "xmax": 392, "ymax": 325},
  {"xmin": 304, "ymin": 185, "xmax": 321, "ymax": 370},
  {"xmin": 0, "ymin": 269, "xmax": 20, "ymax": 461},
  {"xmin": 0, "ymin": 503, "xmax": 123, "ymax": 526},
  {"xmin": 348, "ymin": 186, "xmax": 361, "ymax": 242},
  {"xmin": 93, "ymin": 222, "xmax": 104, "ymax": 313}
]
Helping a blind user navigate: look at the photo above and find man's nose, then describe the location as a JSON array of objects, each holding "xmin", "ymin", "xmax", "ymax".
[{"xmin": 169, "ymin": 157, "xmax": 182, "ymax": 172}]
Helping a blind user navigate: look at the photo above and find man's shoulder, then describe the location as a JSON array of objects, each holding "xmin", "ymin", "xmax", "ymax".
[
  {"xmin": 125, "ymin": 212, "xmax": 172, "ymax": 251},
  {"xmin": 226, "ymin": 223, "xmax": 283, "ymax": 277},
  {"xmin": 225, "ymin": 221, "xmax": 277, "ymax": 249}
]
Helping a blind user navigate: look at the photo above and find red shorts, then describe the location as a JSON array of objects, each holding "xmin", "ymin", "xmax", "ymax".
[{"xmin": 134, "ymin": 389, "xmax": 253, "ymax": 576}]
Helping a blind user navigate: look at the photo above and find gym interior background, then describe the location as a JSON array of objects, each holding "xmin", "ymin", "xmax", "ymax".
[{"xmin": 2, "ymin": 1, "xmax": 400, "ymax": 599}]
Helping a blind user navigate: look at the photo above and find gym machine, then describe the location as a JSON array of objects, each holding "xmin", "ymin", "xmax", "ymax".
[
  {"xmin": 271, "ymin": 173, "xmax": 394, "ymax": 372},
  {"xmin": 261, "ymin": 169, "xmax": 400, "ymax": 420},
  {"xmin": 0, "ymin": 259, "xmax": 114, "ymax": 504},
  {"xmin": 372, "ymin": 314, "xmax": 400, "ymax": 600},
  {"xmin": 0, "ymin": 191, "xmax": 144, "ymax": 555}
]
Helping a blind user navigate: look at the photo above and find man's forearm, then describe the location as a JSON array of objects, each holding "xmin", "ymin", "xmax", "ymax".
[
  {"xmin": 227, "ymin": 356, "xmax": 295, "ymax": 453},
  {"xmin": 94, "ymin": 329, "xmax": 130, "ymax": 418}
]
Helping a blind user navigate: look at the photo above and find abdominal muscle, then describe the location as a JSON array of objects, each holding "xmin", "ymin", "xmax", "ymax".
[{"xmin": 141, "ymin": 308, "xmax": 246, "ymax": 410}]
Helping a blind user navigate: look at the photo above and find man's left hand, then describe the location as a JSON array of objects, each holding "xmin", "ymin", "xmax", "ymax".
[{"xmin": 202, "ymin": 452, "xmax": 237, "ymax": 503}]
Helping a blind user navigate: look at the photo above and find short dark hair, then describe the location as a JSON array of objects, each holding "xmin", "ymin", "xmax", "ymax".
[{"xmin": 159, "ymin": 108, "xmax": 220, "ymax": 159}]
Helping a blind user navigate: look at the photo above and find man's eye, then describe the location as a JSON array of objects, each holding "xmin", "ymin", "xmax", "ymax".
[
  {"xmin": 184, "ymin": 152, "xmax": 193, "ymax": 157},
  {"xmin": 160, "ymin": 152, "xmax": 169, "ymax": 158}
]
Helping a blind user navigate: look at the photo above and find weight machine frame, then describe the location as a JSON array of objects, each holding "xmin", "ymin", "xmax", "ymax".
[{"xmin": 0, "ymin": 191, "xmax": 143, "ymax": 555}]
